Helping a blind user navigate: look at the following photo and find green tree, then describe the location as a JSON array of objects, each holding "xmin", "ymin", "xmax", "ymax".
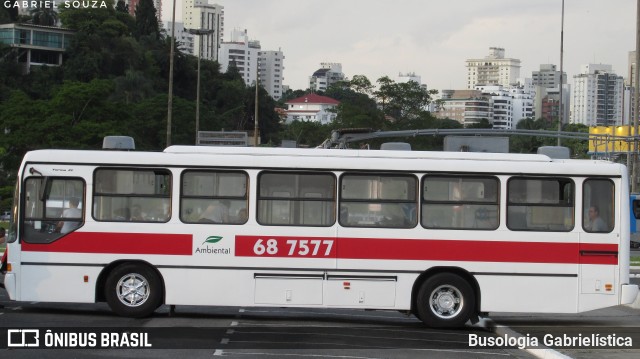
[
  {"xmin": 511, "ymin": 118, "xmax": 545, "ymax": 153},
  {"xmin": 0, "ymin": 6, "xmax": 19, "ymax": 24},
  {"xmin": 134, "ymin": 0, "xmax": 160, "ymax": 40},
  {"xmin": 30, "ymin": 7, "xmax": 59, "ymax": 26},
  {"xmin": 115, "ymin": 0, "xmax": 129, "ymax": 13},
  {"xmin": 112, "ymin": 69, "xmax": 155, "ymax": 104},
  {"xmin": 373, "ymin": 76, "xmax": 436, "ymax": 122},
  {"xmin": 280, "ymin": 120, "xmax": 332, "ymax": 147},
  {"xmin": 349, "ymin": 75, "xmax": 374, "ymax": 95}
]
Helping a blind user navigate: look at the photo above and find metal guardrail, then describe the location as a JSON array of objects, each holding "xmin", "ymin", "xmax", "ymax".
[{"xmin": 320, "ymin": 128, "xmax": 638, "ymax": 150}]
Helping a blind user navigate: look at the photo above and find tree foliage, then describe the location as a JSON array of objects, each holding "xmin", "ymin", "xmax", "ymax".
[{"xmin": 134, "ymin": 0, "xmax": 160, "ymax": 40}]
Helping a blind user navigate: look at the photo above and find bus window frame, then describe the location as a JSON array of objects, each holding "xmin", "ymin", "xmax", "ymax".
[
  {"xmin": 339, "ymin": 172, "xmax": 418, "ymax": 229},
  {"xmin": 506, "ymin": 176, "xmax": 575, "ymax": 232},
  {"xmin": 582, "ymin": 178, "xmax": 615, "ymax": 234},
  {"xmin": 92, "ymin": 167, "xmax": 172, "ymax": 223},
  {"xmin": 420, "ymin": 174, "xmax": 500, "ymax": 231},
  {"xmin": 180, "ymin": 169, "xmax": 250, "ymax": 225},
  {"xmin": 257, "ymin": 170, "xmax": 337, "ymax": 227}
]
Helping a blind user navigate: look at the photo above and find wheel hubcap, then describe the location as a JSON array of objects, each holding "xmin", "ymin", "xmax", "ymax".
[
  {"xmin": 116, "ymin": 273, "xmax": 150, "ymax": 307},
  {"xmin": 429, "ymin": 285, "xmax": 463, "ymax": 319}
]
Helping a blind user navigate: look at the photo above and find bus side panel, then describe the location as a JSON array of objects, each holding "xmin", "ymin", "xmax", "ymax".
[
  {"xmin": 477, "ymin": 275, "xmax": 578, "ymax": 313},
  {"xmin": 161, "ymin": 268, "xmax": 258, "ymax": 307},
  {"xmin": 20, "ymin": 264, "xmax": 100, "ymax": 303}
]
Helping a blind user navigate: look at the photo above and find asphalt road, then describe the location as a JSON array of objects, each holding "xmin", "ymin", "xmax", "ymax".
[
  {"xmin": 0, "ymin": 248, "xmax": 638, "ymax": 359},
  {"xmin": 0, "ymin": 285, "xmax": 535, "ymax": 359}
]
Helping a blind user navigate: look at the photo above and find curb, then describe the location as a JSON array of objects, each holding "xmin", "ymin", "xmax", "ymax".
[{"xmin": 479, "ymin": 318, "xmax": 573, "ymax": 359}]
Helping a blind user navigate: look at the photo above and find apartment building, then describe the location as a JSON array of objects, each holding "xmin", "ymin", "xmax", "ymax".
[
  {"xmin": 182, "ymin": 0, "xmax": 224, "ymax": 60},
  {"xmin": 465, "ymin": 47, "xmax": 521, "ymax": 89},
  {"xmin": 571, "ymin": 64, "xmax": 624, "ymax": 126}
]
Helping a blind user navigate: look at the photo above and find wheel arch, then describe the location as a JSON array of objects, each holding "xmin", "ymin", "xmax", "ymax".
[
  {"xmin": 411, "ymin": 266, "xmax": 481, "ymax": 318},
  {"xmin": 95, "ymin": 260, "xmax": 166, "ymax": 305}
]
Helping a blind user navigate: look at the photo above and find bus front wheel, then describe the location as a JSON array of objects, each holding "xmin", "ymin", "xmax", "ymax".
[
  {"xmin": 105, "ymin": 263, "xmax": 162, "ymax": 318},
  {"xmin": 416, "ymin": 273, "xmax": 475, "ymax": 328}
]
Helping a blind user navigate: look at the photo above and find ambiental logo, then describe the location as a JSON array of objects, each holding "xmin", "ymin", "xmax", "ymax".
[{"xmin": 195, "ymin": 235, "xmax": 230, "ymax": 255}]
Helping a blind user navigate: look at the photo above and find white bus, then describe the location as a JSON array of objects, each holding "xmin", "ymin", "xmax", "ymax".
[{"xmin": 2, "ymin": 146, "xmax": 638, "ymax": 328}]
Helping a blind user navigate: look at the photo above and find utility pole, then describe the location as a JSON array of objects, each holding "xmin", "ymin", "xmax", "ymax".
[
  {"xmin": 187, "ymin": 28, "xmax": 215, "ymax": 145},
  {"xmin": 557, "ymin": 0, "xmax": 565, "ymax": 146},
  {"xmin": 633, "ymin": 0, "xmax": 640, "ymax": 192},
  {"xmin": 166, "ymin": 0, "xmax": 177, "ymax": 148},
  {"xmin": 254, "ymin": 64, "xmax": 260, "ymax": 146}
]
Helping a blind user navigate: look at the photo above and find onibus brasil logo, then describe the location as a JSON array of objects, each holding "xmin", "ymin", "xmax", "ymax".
[{"xmin": 195, "ymin": 236, "xmax": 230, "ymax": 254}]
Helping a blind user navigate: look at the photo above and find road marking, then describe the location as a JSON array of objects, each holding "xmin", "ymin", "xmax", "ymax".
[
  {"xmin": 213, "ymin": 348, "xmax": 509, "ymax": 357},
  {"xmin": 12, "ymin": 306, "xmax": 21, "ymax": 311},
  {"xmin": 226, "ymin": 329, "xmax": 234, "ymax": 335},
  {"xmin": 213, "ymin": 349, "xmax": 224, "ymax": 356},
  {"xmin": 230, "ymin": 321, "xmax": 470, "ymax": 337},
  {"xmin": 230, "ymin": 321, "xmax": 238, "ymax": 327},
  {"xmin": 220, "ymin": 338, "xmax": 229, "ymax": 344}
]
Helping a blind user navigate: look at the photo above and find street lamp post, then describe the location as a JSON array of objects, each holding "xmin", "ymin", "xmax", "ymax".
[
  {"xmin": 557, "ymin": 0, "xmax": 565, "ymax": 146},
  {"xmin": 187, "ymin": 28, "xmax": 215, "ymax": 145},
  {"xmin": 166, "ymin": 0, "xmax": 177, "ymax": 148}
]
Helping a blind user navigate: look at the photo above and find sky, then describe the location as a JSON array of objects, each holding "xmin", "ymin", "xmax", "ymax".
[{"xmin": 162, "ymin": 0, "xmax": 637, "ymax": 92}]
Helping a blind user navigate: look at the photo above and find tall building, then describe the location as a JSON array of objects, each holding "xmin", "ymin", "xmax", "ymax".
[
  {"xmin": 532, "ymin": 64, "xmax": 570, "ymax": 124},
  {"xmin": 434, "ymin": 90, "xmax": 492, "ymax": 127},
  {"xmin": 182, "ymin": 0, "xmax": 224, "ymax": 60},
  {"xmin": 218, "ymin": 29, "xmax": 261, "ymax": 86},
  {"xmin": 465, "ymin": 47, "xmax": 521, "ymax": 89},
  {"xmin": 258, "ymin": 50, "xmax": 285, "ymax": 100},
  {"xmin": 309, "ymin": 63, "xmax": 345, "ymax": 92},
  {"xmin": 627, "ymin": 51, "xmax": 637, "ymax": 125},
  {"xmin": 475, "ymin": 85, "xmax": 533, "ymax": 129},
  {"xmin": 163, "ymin": 21, "xmax": 195, "ymax": 56},
  {"xmin": 532, "ymin": 64, "xmax": 566, "ymax": 89},
  {"xmin": 218, "ymin": 30, "xmax": 286, "ymax": 100},
  {"xmin": 571, "ymin": 64, "xmax": 624, "ymax": 126}
]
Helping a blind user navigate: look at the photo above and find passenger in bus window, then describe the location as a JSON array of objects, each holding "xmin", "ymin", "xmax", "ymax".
[
  {"xmin": 235, "ymin": 208, "xmax": 248, "ymax": 223},
  {"xmin": 199, "ymin": 201, "xmax": 230, "ymax": 223},
  {"xmin": 131, "ymin": 204, "xmax": 144, "ymax": 221},
  {"xmin": 586, "ymin": 206, "xmax": 607, "ymax": 232},
  {"xmin": 57, "ymin": 197, "xmax": 82, "ymax": 233}
]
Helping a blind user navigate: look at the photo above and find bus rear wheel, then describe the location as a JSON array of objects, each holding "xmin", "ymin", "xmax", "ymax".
[
  {"xmin": 416, "ymin": 273, "xmax": 475, "ymax": 328},
  {"xmin": 105, "ymin": 263, "xmax": 162, "ymax": 318}
]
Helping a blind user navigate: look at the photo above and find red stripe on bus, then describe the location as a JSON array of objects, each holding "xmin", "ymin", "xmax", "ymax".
[
  {"xmin": 338, "ymin": 237, "xmax": 618, "ymax": 265},
  {"xmin": 236, "ymin": 235, "xmax": 618, "ymax": 265},
  {"xmin": 21, "ymin": 232, "xmax": 193, "ymax": 255}
]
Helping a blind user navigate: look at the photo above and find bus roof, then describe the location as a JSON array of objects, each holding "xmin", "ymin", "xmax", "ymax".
[{"xmin": 20, "ymin": 146, "xmax": 625, "ymax": 177}]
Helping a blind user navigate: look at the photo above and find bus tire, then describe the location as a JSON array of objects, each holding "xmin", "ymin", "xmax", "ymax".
[
  {"xmin": 105, "ymin": 263, "xmax": 162, "ymax": 318},
  {"xmin": 416, "ymin": 273, "xmax": 475, "ymax": 328}
]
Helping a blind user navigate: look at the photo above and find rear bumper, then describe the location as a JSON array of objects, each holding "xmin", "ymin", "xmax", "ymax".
[{"xmin": 621, "ymin": 284, "xmax": 639, "ymax": 305}]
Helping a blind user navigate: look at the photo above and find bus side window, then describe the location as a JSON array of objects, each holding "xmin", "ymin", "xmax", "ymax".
[
  {"xmin": 583, "ymin": 179, "xmax": 614, "ymax": 233},
  {"xmin": 507, "ymin": 177, "xmax": 574, "ymax": 232},
  {"xmin": 94, "ymin": 169, "xmax": 171, "ymax": 223}
]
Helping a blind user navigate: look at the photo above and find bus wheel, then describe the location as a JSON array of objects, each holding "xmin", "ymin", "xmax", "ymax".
[
  {"xmin": 416, "ymin": 273, "xmax": 475, "ymax": 328},
  {"xmin": 105, "ymin": 263, "xmax": 162, "ymax": 318}
]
